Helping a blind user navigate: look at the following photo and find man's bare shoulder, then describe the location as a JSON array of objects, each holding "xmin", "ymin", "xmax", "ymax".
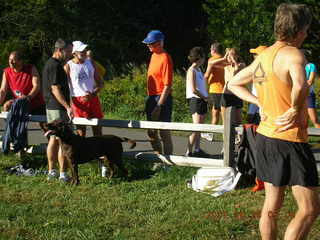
[{"xmin": 278, "ymin": 46, "xmax": 305, "ymax": 64}]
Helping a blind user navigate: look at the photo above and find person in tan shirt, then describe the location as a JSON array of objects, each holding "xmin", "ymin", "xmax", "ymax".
[{"xmin": 228, "ymin": 4, "xmax": 319, "ymax": 240}]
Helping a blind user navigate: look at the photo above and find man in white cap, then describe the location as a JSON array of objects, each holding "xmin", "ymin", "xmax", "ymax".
[
  {"xmin": 64, "ymin": 41, "xmax": 104, "ymax": 137},
  {"xmin": 142, "ymin": 30, "xmax": 173, "ymax": 155}
]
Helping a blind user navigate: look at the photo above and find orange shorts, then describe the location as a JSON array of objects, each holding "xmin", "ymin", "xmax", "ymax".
[{"xmin": 71, "ymin": 95, "xmax": 104, "ymax": 119}]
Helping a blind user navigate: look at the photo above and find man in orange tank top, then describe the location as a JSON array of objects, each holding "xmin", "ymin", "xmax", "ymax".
[
  {"xmin": 228, "ymin": 4, "xmax": 319, "ymax": 240},
  {"xmin": 201, "ymin": 42, "xmax": 225, "ymax": 142}
]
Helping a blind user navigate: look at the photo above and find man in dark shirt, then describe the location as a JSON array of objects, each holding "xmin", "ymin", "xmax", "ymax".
[{"xmin": 42, "ymin": 38, "xmax": 73, "ymax": 182}]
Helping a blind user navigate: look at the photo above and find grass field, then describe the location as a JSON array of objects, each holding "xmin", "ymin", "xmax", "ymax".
[{"xmin": 1, "ymin": 153, "xmax": 320, "ymax": 240}]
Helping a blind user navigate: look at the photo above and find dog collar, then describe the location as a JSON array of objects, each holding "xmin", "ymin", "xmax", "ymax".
[{"xmin": 44, "ymin": 130, "xmax": 54, "ymax": 137}]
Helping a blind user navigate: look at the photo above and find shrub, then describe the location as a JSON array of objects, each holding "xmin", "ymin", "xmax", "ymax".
[{"xmin": 99, "ymin": 65, "xmax": 190, "ymax": 122}]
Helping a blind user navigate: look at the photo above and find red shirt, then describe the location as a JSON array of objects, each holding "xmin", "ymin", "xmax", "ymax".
[
  {"xmin": 147, "ymin": 52, "xmax": 173, "ymax": 95},
  {"xmin": 4, "ymin": 64, "xmax": 45, "ymax": 110}
]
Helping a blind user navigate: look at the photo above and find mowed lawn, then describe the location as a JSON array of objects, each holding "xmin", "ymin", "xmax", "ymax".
[{"xmin": 0, "ymin": 154, "xmax": 320, "ymax": 240}]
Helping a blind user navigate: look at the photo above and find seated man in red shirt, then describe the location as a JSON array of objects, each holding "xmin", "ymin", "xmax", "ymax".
[{"xmin": 0, "ymin": 51, "xmax": 46, "ymax": 129}]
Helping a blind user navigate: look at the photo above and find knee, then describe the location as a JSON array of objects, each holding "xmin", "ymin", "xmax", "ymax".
[
  {"xmin": 301, "ymin": 204, "xmax": 320, "ymax": 219},
  {"xmin": 261, "ymin": 209, "xmax": 281, "ymax": 220},
  {"xmin": 261, "ymin": 204, "xmax": 283, "ymax": 219},
  {"xmin": 48, "ymin": 137, "xmax": 59, "ymax": 149}
]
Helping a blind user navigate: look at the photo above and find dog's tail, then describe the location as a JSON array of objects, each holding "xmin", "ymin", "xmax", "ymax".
[{"xmin": 121, "ymin": 137, "xmax": 136, "ymax": 149}]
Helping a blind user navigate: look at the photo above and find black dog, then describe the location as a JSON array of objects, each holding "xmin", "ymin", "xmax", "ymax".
[{"xmin": 45, "ymin": 120, "xmax": 136, "ymax": 185}]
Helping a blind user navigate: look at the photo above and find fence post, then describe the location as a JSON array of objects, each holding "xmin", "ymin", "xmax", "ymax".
[{"xmin": 223, "ymin": 106, "xmax": 236, "ymax": 167}]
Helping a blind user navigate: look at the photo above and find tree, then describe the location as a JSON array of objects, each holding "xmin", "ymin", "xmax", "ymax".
[{"xmin": 203, "ymin": 0, "xmax": 320, "ymax": 63}]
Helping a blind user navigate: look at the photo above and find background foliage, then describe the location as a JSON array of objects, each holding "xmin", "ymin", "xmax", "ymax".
[
  {"xmin": 1, "ymin": 0, "xmax": 320, "ymax": 73},
  {"xmin": 0, "ymin": 0, "xmax": 319, "ymax": 121}
]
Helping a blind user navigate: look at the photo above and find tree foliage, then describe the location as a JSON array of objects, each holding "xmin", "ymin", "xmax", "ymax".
[
  {"xmin": 1, "ymin": 0, "xmax": 320, "ymax": 74},
  {"xmin": 203, "ymin": 0, "xmax": 320, "ymax": 63},
  {"xmin": 0, "ymin": 0, "xmax": 207, "ymax": 74}
]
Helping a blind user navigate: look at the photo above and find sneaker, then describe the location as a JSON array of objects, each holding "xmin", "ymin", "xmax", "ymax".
[
  {"xmin": 193, "ymin": 149, "xmax": 210, "ymax": 158},
  {"xmin": 46, "ymin": 170, "xmax": 59, "ymax": 181},
  {"xmin": 185, "ymin": 152, "xmax": 193, "ymax": 157},
  {"xmin": 101, "ymin": 166, "xmax": 108, "ymax": 177},
  {"xmin": 59, "ymin": 176, "xmax": 71, "ymax": 183},
  {"xmin": 201, "ymin": 133, "xmax": 214, "ymax": 142}
]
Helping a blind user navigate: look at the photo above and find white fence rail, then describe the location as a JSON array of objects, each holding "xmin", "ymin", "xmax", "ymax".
[{"xmin": 1, "ymin": 107, "xmax": 320, "ymax": 168}]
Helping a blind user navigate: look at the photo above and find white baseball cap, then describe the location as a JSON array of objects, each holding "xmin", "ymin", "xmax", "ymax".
[{"xmin": 72, "ymin": 41, "xmax": 88, "ymax": 53}]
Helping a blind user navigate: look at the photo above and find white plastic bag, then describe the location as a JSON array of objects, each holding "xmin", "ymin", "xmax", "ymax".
[{"xmin": 189, "ymin": 167, "xmax": 241, "ymax": 197}]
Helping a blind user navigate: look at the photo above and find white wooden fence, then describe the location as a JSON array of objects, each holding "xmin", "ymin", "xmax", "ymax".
[{"xmin": 1, "ymin": 106, "xmax": 320, "ymax": 169}]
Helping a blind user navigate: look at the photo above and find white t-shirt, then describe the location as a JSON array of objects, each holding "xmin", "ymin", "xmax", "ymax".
[
  {"xmin": 67, "ymin": 59, "xmax": 95, "ymax": 97},
  {"xmin": 186, "ymin": 68, "xmax": 208, "ymax": 99}
]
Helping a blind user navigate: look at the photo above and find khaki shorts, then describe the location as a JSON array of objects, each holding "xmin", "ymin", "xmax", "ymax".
[{"xmin": 46, "ymin": 109, "xmax": 69, "ymax": 123}]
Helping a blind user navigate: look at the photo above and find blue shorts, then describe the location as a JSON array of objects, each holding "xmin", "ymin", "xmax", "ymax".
[
  {"xmin": 145, "ymin": 95, "xmax": 172, "ymax": 122},
  {"xmin": 248, "ymin": 103, "xmax": 259, "ymax": 115},
  {"xmin": 307, "ymin": 93, "xmax": 316, "ymax": 109}
]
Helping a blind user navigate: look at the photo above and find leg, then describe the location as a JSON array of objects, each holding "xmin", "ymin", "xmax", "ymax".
[
  {"xmin": 147, "ymin": 129, "xmax": 162, "ymax": 154},
  {"xmin": 76, "ymin": 125, "xmax": 86, "ymax": 137},
  {"xmin": 211, "ymin": 107, "xmax": 220, "ymax": 125},
  {"xmin": 187, "ymin": 113, "xmax": 202, "ymax": 154},
  {"xmin": 103, "ymin": 155, "xmax": 115, "ymax": 179},
  {"xmin": 307, "ymin": 108, "xmax": 320, "ymax": 128},
  {"xmin": 160, "ymin": 130, "xmax": 173, "ymax": 155},
  {"xmin": 220, "ymin": 106, "xmax": 225, "ymax": 124},
  {"xmin": 47, "ymin": 136, "xmax": 59, "ymax": 171},
  {"xmin": 92, "ymin": 125, "xmax": 102, "ymax": 136},
  {"xmin": 284, "ymin": 186, "xmax": 320, "ymax": 240},
  {"xmin": 57, "ymin": 141, "xmax": 68, "ymax": 174},
  {"xmin": 74, "ymin": 164, "xmax": 79, "ymax": 185},
  {"xmin": 259, "ymin": 182, "xmax": 286, "ymax": 240}
]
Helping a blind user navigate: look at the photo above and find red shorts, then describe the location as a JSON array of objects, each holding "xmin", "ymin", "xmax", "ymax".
[{"xmin": 72, "ymin": 96, "xmax": 104, "ymax": 119}]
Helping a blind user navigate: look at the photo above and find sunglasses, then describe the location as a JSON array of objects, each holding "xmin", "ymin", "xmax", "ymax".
[{"xmin": 147, "ymin": 42, "xmax": 160, "ymax": 47}]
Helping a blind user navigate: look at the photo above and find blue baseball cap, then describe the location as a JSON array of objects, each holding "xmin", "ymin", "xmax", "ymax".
[{"xmin": 142, "ymin": 30, "xmax": 165, "ymax": 44}]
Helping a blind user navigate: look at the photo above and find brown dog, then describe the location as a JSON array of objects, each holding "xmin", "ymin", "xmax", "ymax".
[{"xmin": 45, "ymin": 120, "xmax": 136, "ymax": 184}]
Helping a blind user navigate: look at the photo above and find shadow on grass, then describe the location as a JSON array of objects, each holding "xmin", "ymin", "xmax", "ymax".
[
  {"xmin": 20, "ymin": 154, "xmax": 47, "ymax": 169},
  {"xmin": 124, "ymin": 156, "xmax": 156, "ymax": 181}
]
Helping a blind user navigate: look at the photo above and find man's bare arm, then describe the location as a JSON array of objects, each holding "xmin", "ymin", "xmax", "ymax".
[
  {"xmin": 307, "ymin": 71, "xmax": 316, "ymax": 86},
  {"xmin": 51, "ymin": 85, "xmax": 73, "ymax": 119},
  {"xmin": 0, "ymin": 72, "xmax": 8, "ymax": 105},
  {"xmin": 227, "ymin": 62, "xmax": 259, "ymax": 106},
  {"xmin": 204, "ymin": 55, "xmax": 229, "ymax": 81}
]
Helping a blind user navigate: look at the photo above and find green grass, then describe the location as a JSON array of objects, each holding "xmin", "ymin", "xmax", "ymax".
[{"xmin": 1, "ymin": 154, "xmax": 320, "ymax": 240}]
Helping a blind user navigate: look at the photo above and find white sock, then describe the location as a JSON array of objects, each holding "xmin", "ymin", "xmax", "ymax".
[
  {"xmin": 101, "ymin": 166, "xmax": 108, "ymax": 172},
  {"xmin": 49, "ymin": 169, "xmax": 57, "ymax": 175},
  {"xmin": 60, "ymin": 172, "xmax": 67, "ymax": 178}
]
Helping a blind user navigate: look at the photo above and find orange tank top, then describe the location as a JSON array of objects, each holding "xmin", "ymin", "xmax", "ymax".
[
  {"xmin": 208, "ymin": 54, "xmax": 225, "ymax": 93},
  {"xmin": 255, "ymin": 44, "xmax": 308, "ymax": 143}
]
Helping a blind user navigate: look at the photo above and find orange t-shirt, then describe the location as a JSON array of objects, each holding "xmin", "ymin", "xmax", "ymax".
[
  {"xmin": 147, "ymin": 52, "xmax": 173, "ymax": 96},
  {"xmin": 255, "ymin": 44, "xmax": 308, "ymax": 143},
  {"xmin": 208, "ymin": 54, "xmax": 225, "ymax": 94}
]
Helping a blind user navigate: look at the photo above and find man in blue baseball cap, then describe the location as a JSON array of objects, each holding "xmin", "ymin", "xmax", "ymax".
[{"xmin": 142, "ymin": 30, "xmax": 173, "ymax": 155}]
